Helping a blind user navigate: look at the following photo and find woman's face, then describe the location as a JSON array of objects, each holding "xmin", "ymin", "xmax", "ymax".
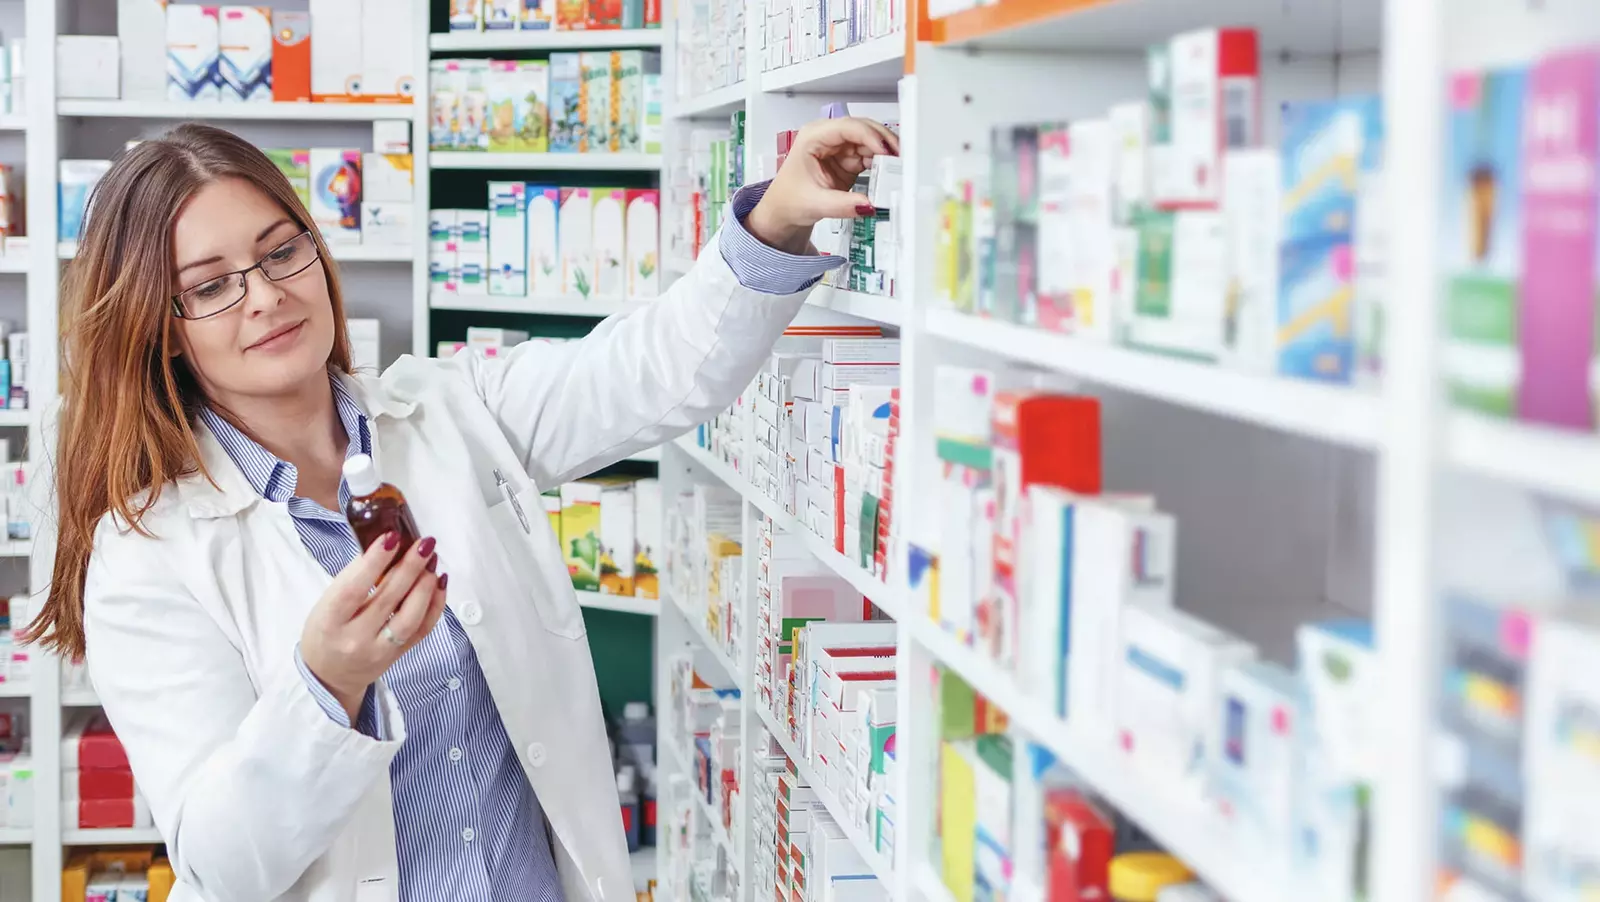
[{"xmin": 170, "ymin": 176, "xmax": 335, "ymax": 406}]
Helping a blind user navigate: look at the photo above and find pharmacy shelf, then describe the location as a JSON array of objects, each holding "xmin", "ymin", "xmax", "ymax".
[
  {"xmin": 577, "ymin": 590, "xmax": 662, "ymax": 616},
  {"xmin": 56, "ymin": 100, "xmax": 416, "ymax": 121},
  {"xmin": 754, "ymin": 704, "xmax": 894, "ymax": 888},
  {"xmin": 430, "ymin": 152, "xmax": 662, "ymax": 171},
  {"xmin": 695, "ymin": 784, "xmax": 738, "ymax": 861},
  {"xmin": 428, "ymin": 292, "xmax": 645, "ymax": 316},
  {"xmin": 759, "ymin": 36, "xmax": 906, "ymax": 94},
  {"xmin": 61, "ymin": 689, "xmax": 100, "ymax": 708},
  {"xmin": 0, "ymin": 410, "xmax": 31, "ymax": 427},
  {"xmin": 627, "ymin": 446, "xmax": 661, "ymax": 463},
  {"xmin": 0, "ymin": 829, "xmax": 30, "ymax": 845},
  {"xmin": 671, "ymin": 435, "xmax": 902, "ymax": 618},
  {"xmin": 429, "ymin": 28, "xmax": 665, "ymax": 51},
  {"xmin": 0, "ymin": 683, "xmax": 27, "ymax": 698},
  {"xmin": 62, "ymin": 828, "xmax": 164, "ymax": 847},
  {"xmin": 806, "ymin": 285, "xmax": 900, "ymax": 326},
  {"xmin": 1448, "ymin": 412, "xmax": 1600, "ymax": 508},
  {"xmin": 0, "ymin": 255, "xmax": 26, "ymax": 274},
  {"xmin": 667, "ymin": 585, "xmax": 740, "ymax": 681},
  {"xmin": 0, "ymin": 541, "xmax": 31, "ymax": 558},
  {"xmin": 669, "ymin": 83, "xmax": 746, "ymax": 121},
  {"xmin": 911, "ymin": 619, "xmax": 1296, "ymax": 902},
  {"xmin": 925, "ymin": 309, "xmax": 1382, "ymax": 450},
  {"xmin": 916, "ymin": 865, "xmax": 960, "ymax": 902},
  {"xmin": 0, "ymin": 116, "xmax": 24, "ymax": 131},
  {"xmin": 56, "ymin": 242, "xmax": 414, "ymax": 264},
  {"xmin": 928, "ymin": 0, "xmax": 1381, "ymax": 55}
]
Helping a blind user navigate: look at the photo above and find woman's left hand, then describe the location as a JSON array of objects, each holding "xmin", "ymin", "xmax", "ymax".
[{"xmin": 744, "ymin": 116, "xmax": 900, "ymax": 255}]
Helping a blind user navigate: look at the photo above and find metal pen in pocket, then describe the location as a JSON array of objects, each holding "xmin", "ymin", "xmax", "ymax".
[{"xmin": 493, "ymin": 468, "xmax": 531, "ymax": 534}]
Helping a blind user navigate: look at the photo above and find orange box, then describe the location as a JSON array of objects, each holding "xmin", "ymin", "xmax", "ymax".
[{"xmin": 271, "ymin": 10, "xmax": 310, "ymax": 103}]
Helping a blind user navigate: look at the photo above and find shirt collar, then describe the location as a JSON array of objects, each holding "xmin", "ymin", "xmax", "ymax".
[{"xmin": 198, "ymin": 374, "xmax": 371, "ymax": 504}]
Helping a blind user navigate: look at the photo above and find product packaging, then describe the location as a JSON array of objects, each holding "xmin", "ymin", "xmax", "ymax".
[
  {"xmin": 270, "ymin": 9, "xmax": 311, "ymax": 103},
  {"xmin": 642, "ymin": 72, "xmax": 663, "ymax": 154},
  {"xmin": 265, "ymin": 149, "xmax": 311, "ymax": 210},
  {"xmin": 560, "ymin": 187, "xmax": 595, "ymax": 298},
  {"xmin": 1068, "ymin": 118, "xmax": 1115, "ymax": 340},
  {"xmin": 561, "ymin": 481, "xmax": 604, "ymax": 591},
  {"xmin": 485, "ymin": 0, "xmax": 520, "ymax": 29},
  {"xmin": 624, "ymin": 189, "xmax": 659, "ymax": 300},
  {"xmin": 58, "ymin": 161, "xmax": 113, "ymax": 243},
  {"xmin": 599, "ymin": 479, "xmax": 637, "ymax": 595},
  {"xmin": 118, "ymin": 0, "xmax": 169, "ymax": 101},
  {"xmin": 488, "ymin": 60, "xmax": 550, "ymax": 153},
  {"xmin": 373, "ymin": 120, "xmax": 411, "ymax": 155},
  {"xmin": 633, "ymin": 478, "xmax": 660, "ymax": 598},
  {"xmin": 557, "ymin": 0, "xmax": 587, "ymax": 29},
  {"xmin": 309, "ymin": 0, "xmax": 361, "ymax": 102},
  {"xmin": 451, "ymin": 0, "xmax": 483, "ymax": 31},
  {"xmin": 488, "ymin": 181, "xmax": 529, "ymax": 296},
  {"xmin": 1126, "ymin": 209, "xmax": 1229, "ymax": 360},
  {"xmin": 522, "ymin": 0, "xmax": 553, "ymax": 29},
  {"xmin": 458, "ymin": 251, "xmax": 488, "ymax": 295},
  {"xmin": 458, "ymin": 60, "xmax": 491, "ymax": 150},
  {"xmin": 580, "ymin": 52, "xmax": 612, "ymax": 153},
  {"xmin": 360, "ymin": 202, "xmax": 411, "ymax": 246},
  {"xmin": 592, "ymin": 189, "xmax": 626, "ymax": 300},
  {"xmin": 1212, "ymin": 660, "xmax": 1304, "ymax": 863},
  {"xmin": 361, "ymin": 0, "xmax": 416, "ymax": 103},
  {"xmin": 612, "ymin": 51, "xmax": 660, "ymax": 153},
  {"xmin": 309, "ymin": 149, "xmax": 363, "ymax": 245},
  {"xmin": 1150, "ymin": 27, "xmax": 1260, "ymax": 209},
  {"xmin": 1523, "ymin": 611, "xmax": 1600, "ymax": 902},
  {"xmin": 166, "ymin": 5, "xmax": 220, "ymax": 102},
  {"xmin": 218, "ymin": 6, "xmax": 272, "ymax": 102},
  {"xmin": 549, "ymin": 53, "xmax": 583, "ymax": 153},
  {"xmin": 1221, "ymin": 148, "xmax": 1282, "ymax": 373},
  {"xmin": 588, "ymin": 0, "xmax": 621, "ymax": 29},
  {"xmin": 429, "ymin": 60, "xmax": 457, "ymax": 151},
  {"xmin": 56, "ymin": 37, "xmax": 120, "ymax": 100},
  {"xmin": 361, "ymin": 153, "xmax": 412, "ymax": 203},
  {"xmin": 347, "ymin": 318, "xmax": 380, "ymax": 371},
  {"xmin": 527, "ymin": 184, "xmax": 561, "ymax": 296}
]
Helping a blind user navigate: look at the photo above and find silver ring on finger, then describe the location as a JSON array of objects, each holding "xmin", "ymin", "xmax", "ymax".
[{"xmin": 381, "ymin": 625, "xmax": 405, "ymax": 647}]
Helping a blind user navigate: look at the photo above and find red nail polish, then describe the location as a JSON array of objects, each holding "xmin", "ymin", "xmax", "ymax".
[
  {"xmin": 426, "ymin": 554, "xmax": 439, "ymax": 573},
  {"xmin": 418, "ymin": 537, "xmax": 437, "ymax": 557},
  {"xmin": 438, "ymin": 574, "xmax": 449, "ymax": 590},
  {"xmin": 855, "ymin": 204, "xmax": 875, "ymax": 215},
  {"xmin": 382, "ymin": 531, "xmax": 399, "ymax": 551}
]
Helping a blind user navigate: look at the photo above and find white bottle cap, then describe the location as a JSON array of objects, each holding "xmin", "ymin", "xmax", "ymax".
[
  {"xmin": 623, "ymin": 701, "xmax": 649, "ymax": 721},
  {"xmin": 342, "ymin": 454, "xmax": 382, "ymax": 497}
]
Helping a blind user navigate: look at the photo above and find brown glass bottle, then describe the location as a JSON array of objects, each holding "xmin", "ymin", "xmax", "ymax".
[{"xmin": 342, "ymin": 453, "xmax": 421, "ymax": 574}]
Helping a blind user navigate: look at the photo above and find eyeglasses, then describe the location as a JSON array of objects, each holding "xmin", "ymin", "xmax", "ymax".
[{"xmin": 171, "ymin": 230, "xmax": 323, "ymax": 320}]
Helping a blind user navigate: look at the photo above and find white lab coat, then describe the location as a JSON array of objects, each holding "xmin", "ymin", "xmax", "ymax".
[{"xmin": 78, "ymin": 245, "xmax": 808, "ymax": 902}]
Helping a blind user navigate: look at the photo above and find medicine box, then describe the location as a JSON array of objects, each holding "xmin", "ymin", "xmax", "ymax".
[
  {"xmin": 488, "ymin": 181, "xmax": 529, "ymax": 297},
  {"xmin": 1068, "ymin": 119, "xmax": 1116, "ymax": 342},
  {"xmin": 1116, "ymin": 600, "xmax": 1256, "ymax": 787},
  {"xmin": 561, "ymin": 481, "xmax": 604, "ymax": 591},
  {"xmin": 486, "ymin": 61, "xmax": 549, "ymax": 153},
  {"xmin": 592, "ymin": 188, "xmax": 626, "ymax": 300},
  {"xmin": 429, "ymin": 209, "xmax": 459, "ymax": 256},
  {"xmin": 58, "ymin": 161, "xmax": 112, "ymax": 243},
  {"xmin": 557, "ymin": 0, "xmax": 587, "ymax": 30},
  {"xmin": 613, "ymin": 51, "xmax": 660, "ymax": 153},
  {"xmin": 373, "ymin": 120, "xmax": 411, "ymax": 155},
  {"xmin": 633, "ymin": 478, "xmax": 661, "ymax": 599},
  {"xmin": 362, "ymin": 0, "xmax": 416, "ymax": 103},
  {"xmin": 527, "ymin": 184, "xmax": 561, "ymax": 297},
  {"xmin": 580, "ymin": 52, "xmax": 612, "ymax": 153},
  {"xmin": 523, "ymin": 0, "xmax": 553, "ymax": 29},
  {"xmin": 119, "ymin": 0, "xmax": 168, "ymax": 101},
  {"xmin": 309, "ymin": 149, "xmax": 362, "ymax": 245},
  {"xmin": 429, "ymin": 60, "xmax": 459, "ymax": 151},
  {"xmin": 271, "ymin": 9, "xmax": 311, "ymax": 103},
  {"xmin": 549, "ymin": 53, "xmax": 583, "ymax": 153},
  {"xmin": 360, "ymin": 202, "xmax": 411, "ymax": 246},
  {"xmin": 347, "ymin": 317, "xmax": 380, "ymax": 371},
  {"xmin": 457, "ymin": 208, "xmax": 490, "ymax": 252},
  {"xmin": 56, "ymin": 36, "xmax": 120, "ymax": 100},
  {"xmin": 1221, "ymin": 148, "xmax": 1282, "ymax": 373},
  {"xmin": 560, "ymin": 187, "xmax": 595, "ymax": 298},
  {"xmin": 218, "ymin": 6, "xmax": 271, "ymax": 102},
  {"xmin": 309, "ymin": 0, "xmax": 361, "ymax": 102},
  {"xmin": 599, "ymin": 479, "xmax": 638, "ymax": 595},
  {"xmin": 1280, "ymin": 97, "xmax": 1380, "ymax": 245},
  {"xmin": 485, "ymin": 0, "xmax": 520, "ymax": 29},
  {"xmin": 589, "ymin": 0, "xmax": 621, "ymax": 29},
  {"xmin": 1152, "ymin": 27, "xmax": 1260, "ymax": 210},
  {"xmin": 1297, "ymin": 619, "xmax": 1377, "ymax": 783},
  {"xmin": 625, "ymin": 189, "xmax": 659, "ymax": 300},
  {"xmin": 1277, "ymin": 234, "xmax": 1354, "ymax": 383},
  {"xmin": 458, "ymin": 252, "xmax": 489, "ymax": 295},
  {"xmin": 642, "ymin": 73, "xmax": 663, "ymax": 154},
  {"xmin": 361, "ymin": 153, "xmax": 412, "ymax": 203},
  {"xmin": 451, "ymin": 0, "xmax": 482, "ymax": 30},
  {"xmin": 1211, "ymin": 660, "xmax": 1303, "ymax": 859},
  {"xmin": 1127, "ymin": 209, "xmax": 1229, "ymax": 360},
  {"xmin": 166, "ymin": 5, "xmax": 220, "ymax": 102}
]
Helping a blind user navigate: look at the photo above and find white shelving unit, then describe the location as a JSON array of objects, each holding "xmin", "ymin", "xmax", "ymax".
[
  {"xmin": 430, "ymin": 151, "xmax": 663, "ymax": 171},
  {"xmin": 56, "ymin": 100, "xmax": 415, "ymax": 121},
  {"xmin": 429, "ymin": 28, "xmax": 665, "ymax": 51}
]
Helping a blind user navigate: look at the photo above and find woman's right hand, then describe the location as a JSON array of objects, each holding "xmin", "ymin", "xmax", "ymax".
[{"xmin": 300, "ymin": 533, "xmax": 448, "ymax": 723}]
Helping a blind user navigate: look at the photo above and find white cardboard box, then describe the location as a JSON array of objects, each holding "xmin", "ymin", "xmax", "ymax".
[
  {"xmin": 118, "ymin": 0, "xmax": 168, "ymax": 101},
  {"xmin": 56, "ymin": 37, "xmax": 120, "ymax": 100}
]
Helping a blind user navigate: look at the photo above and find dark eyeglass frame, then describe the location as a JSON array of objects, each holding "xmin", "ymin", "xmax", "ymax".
[{"xmin": 170, "ymin": 230, "xmax": 324, "ymax": 320}]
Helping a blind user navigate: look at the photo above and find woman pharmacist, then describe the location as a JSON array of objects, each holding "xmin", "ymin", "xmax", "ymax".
[{"xmin": 28, "ymin": 118, "xmax": 897, "ymax": 902}]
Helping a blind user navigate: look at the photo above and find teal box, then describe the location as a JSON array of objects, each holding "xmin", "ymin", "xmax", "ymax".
[
  {"xmin": 549, "ymin": 53, "xmax": 582, "ymax": 153},
  {"xmin": 1278, "ymin": 235, "xmax": 1354, "ymax": 383},
  {"xmin": 1280, "ymin": 96, "xmax": 1383, "ymax": 245}
]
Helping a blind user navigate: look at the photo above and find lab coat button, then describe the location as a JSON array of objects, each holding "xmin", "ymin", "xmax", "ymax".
[
  {"xmin": 459, "ymin": 602, "xmax": 484, "ymax": 626},
  {"xmin": 461, "ymin": 827, "xmax": 476, "ymax": 843},
  {"xmin": 449, "ymin": 747, "xmax": 463, "ymax": 762},
  {"xmin": 526, "ymin": 742, "xmax": 547, "ymax": 767},
  {"xmin": 446, "ymin": 677, "xmax": 462, "ymax": 691}
]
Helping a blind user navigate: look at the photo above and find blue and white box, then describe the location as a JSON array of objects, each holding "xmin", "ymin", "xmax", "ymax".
[
  {"xmin": 166, "ymin": 5, "xmax": 220, "ymax": 101},
  {"xmin": 219, "ymin": 6, "xmax": 273, "ymax": 102}
]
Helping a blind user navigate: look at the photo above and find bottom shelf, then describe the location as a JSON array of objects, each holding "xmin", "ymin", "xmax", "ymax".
[
  {"xmin": 63, "ymin": 827, "xmax": 164, "ymax": 846},
  {"xmin": 0, "ymin": 827, "xmax": 28, "ymax": 844},
  {"xmin": 915, "ymin": 864, "xmax": 959, "ymax": 902}
]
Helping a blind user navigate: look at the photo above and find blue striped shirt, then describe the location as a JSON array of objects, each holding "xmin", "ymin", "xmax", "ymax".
[
  {"xmin": 196, "ymin": 196, "xmax": 828, "ymax": 900},
  {"xmin": 199, "ymin": 379, "xmax": 563, "ymax": 902}
]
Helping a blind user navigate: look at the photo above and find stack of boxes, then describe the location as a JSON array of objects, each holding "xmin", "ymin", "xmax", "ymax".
[
  {"xmin": 430, "ymin": 185, "xmax": 659, "ymax": 304},
  {"xmin": 666, "ymin": 112, "xmax": 745, "ymax": 268},
  {"xmin": 552, "ymin": 475, "xmax": 661, "ymax": 599},
  {"xmin": 759, "ymin": 0, "xmax": 902, "ymax": 73},
  {"xmin": 665, "ymin": 483, "xmax": 744, "ymax": 661},
  {"xmin": 0, "ymin": 596, "xmax": 32, "ymax": 693},
  {"xmin": 675, "ymin": 0, "xmax": 744, "ymax": 100},
  {"xmin": 62, "ymin": 711, "xmax": 152, "ymax": 831},
  {"xmin": 64, "ymin": 850, "xmax": 177, "ymax": 902},
  {"xmin": 447, "ymin": 0, "xmax": 663, "ymax": 31},
  {"xmin": 59, "ymin": 0, "xmax": 415, "ymax": 105},
  {"xmin": 932, "ymin": 25, "xmax": 1387, "ymax": 389},
  {"xmin": 0, "ymin": 697, "xmax": 31, "ymax": 833},
  {"xmin": 429, "ymin": 52, "xmax": 662, "ymax": 156},
  {"xmin": 760, "ymin": 745, "xmax": 890, "ymax": 902}
]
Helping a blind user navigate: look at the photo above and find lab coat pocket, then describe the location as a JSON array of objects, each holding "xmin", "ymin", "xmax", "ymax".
[
  {"xmin": 487, "ymin": 486, "xmax": 587, "ymax": 640},
  {"xmin": 354, "ymin": 877, "xmax": 394, "ymax": 902}
]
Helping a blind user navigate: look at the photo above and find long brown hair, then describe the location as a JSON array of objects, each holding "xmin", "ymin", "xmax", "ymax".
[{"xmin": 30, "ymin": 123, "xmax": 354, "ymax": 657}]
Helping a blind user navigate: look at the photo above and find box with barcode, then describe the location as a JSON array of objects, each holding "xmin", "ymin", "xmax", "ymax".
[{"xmin": 1151, "ymin": 27, "xmax": 1259, "ymax": 210}]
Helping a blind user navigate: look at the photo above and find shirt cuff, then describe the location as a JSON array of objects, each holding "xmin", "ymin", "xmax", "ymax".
[
  {"xmin": 295, "ymin": 644, "xmax": 381, "ymax": 737},
  {"xmin": 718, "ymin": 180, "xmax": 846, "ymax": 295}
]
